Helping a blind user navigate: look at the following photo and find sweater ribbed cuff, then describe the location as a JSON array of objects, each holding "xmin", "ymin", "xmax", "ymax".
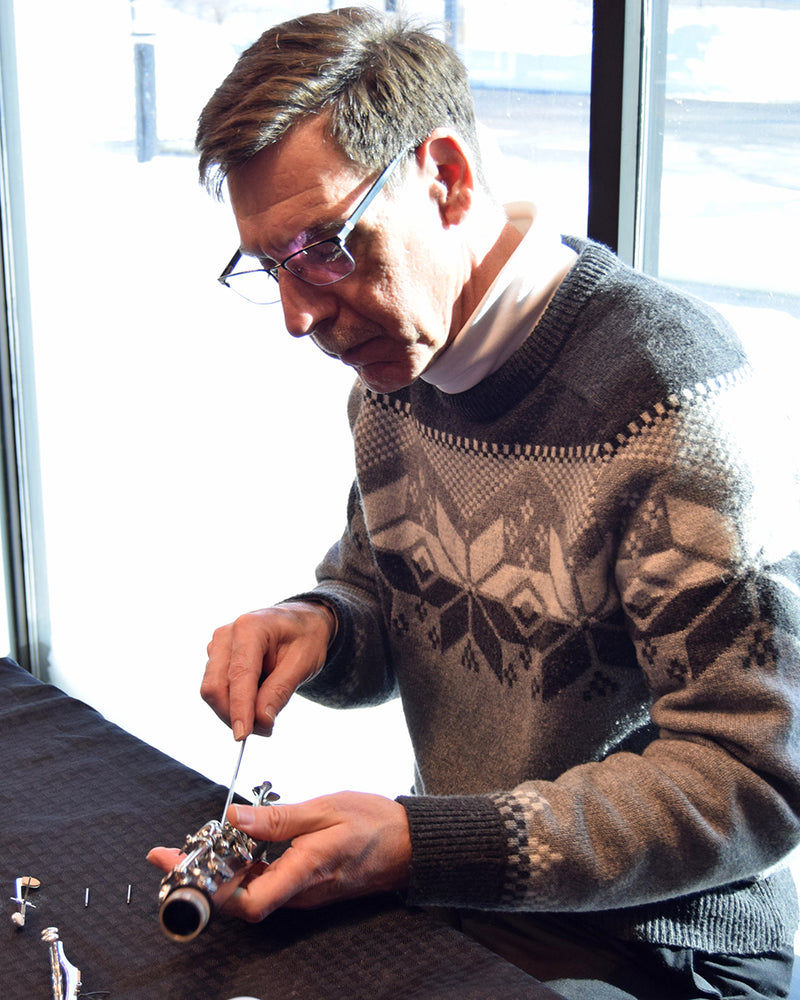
[{"xmin": 397, "ymin": 794, "xmax": 510, "ymax": 908}]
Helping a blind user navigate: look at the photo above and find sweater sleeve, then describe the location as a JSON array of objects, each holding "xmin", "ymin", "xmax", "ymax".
[
  {"xmin": 289, "ymin": 478, "xmax": 398, "ymax": 708},
  {"xmin": 398, "ymin": 372, "xmax": 800, "ymax": 924}
]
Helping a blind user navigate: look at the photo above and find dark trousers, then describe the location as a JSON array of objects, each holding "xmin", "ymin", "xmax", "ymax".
[{"xmin": 451, "ymin": 910, "xmax": 795, "ymax": 1000}]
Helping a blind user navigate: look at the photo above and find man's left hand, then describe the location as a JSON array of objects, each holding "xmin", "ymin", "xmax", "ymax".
[{"xmin": 147, "ymin": 791, "xmax": 412, "ymax": 922}]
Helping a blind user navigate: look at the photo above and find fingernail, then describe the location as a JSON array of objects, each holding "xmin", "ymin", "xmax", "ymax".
[
  {"xmin": 232, "ymin": 720, "xmax": 246, "ymax": 741},
  {"xmin": 230, "ymin": 805, "xmax": 255, "ymax": 826},
  {"xmin": 263, "ymin": 708, "xmax": 276, "ymax": 733}
]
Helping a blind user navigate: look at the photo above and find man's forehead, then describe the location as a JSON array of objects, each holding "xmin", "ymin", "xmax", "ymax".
[
  {"xmin": 227, "ymin": 120, "xmax": 361, "ymax": 214},
  {"xmin": 226, "ymin": 127, "xmax": 371, "ymax": 255}
]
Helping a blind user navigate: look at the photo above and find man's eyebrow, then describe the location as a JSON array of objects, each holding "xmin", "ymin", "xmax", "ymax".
[
  {"xmin": 301, "ymin": 217, "xmax": 345, "ymax": 242},
  {"xmin": 242, "ymin": 217, "xmax": 347, "ymax": 265}
]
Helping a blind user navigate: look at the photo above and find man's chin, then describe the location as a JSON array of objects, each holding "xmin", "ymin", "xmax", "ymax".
[{"xmin": 354, "ymin": 363, "xmax": 416, "ymax": 393}]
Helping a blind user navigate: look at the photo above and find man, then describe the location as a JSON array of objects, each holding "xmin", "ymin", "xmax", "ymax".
[{"xmin": 149, "ymin": 8, "xmax": 800, "ymax": 998}]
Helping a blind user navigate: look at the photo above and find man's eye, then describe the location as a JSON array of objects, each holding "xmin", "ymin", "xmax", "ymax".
[
  {"xmin": 291, "ymin": 259, "xmax": 309, "ymax": 278},
  {"xmin": 304, "ymin": 241, "xmax": 345, "ymax": 265}
]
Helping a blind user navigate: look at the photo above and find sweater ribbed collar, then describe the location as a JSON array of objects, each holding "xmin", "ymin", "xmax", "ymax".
[{"xmin": 421, "ymin": 236, "xmax": 621, "ymax": 423}]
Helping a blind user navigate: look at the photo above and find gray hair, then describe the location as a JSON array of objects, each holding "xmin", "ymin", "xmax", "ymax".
[{"xmin": 196, "ymin": 5, "xmax": 485, "ymax": 197}]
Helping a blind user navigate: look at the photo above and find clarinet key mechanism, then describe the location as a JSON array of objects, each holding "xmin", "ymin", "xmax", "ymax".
[
  {"xmin": 42, "ymin": 927, "xmax": 81, "ymax": 1000},
  {"xmin": 158, "ymin": 780, "xmax": 280, "ymax": 943}
]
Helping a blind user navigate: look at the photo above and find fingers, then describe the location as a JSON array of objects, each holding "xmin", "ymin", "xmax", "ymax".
[
  {"xmin": 200, "ymin": 612, "xmax": 274, "ymax": 739},
  {"xmin": 200, "ymin": 604, "xmax": 336, "ymax": 741},
  {"xmin": 252, "ymin": 672, "xmax": 296, "ymax": 739},
  {"xmin": 227, "ymin": 622, "xmax": 269, "ymax": 741},
  {"xmin": 225, "ymin": 844, "xmax": 335, "ymax": 921},
  {"xmin": 215, "ymin": 803, "xmax": 322, "ymax": 921},
  {"xmin": 222, "ymin": 801, "xmax": 342, "ymax": 921},
  {"xmin": 199, "ymin": 622, "xmax": 239, "ymax": 729},
  {"xmin": 221, "ymin": 793, "xmax": 412, "ymax": 922},
  {"xmin": 146, "ymin": 847, "xmax": 185, "ymax": 873},
  {"xmin": 227, "ymin": 798, "xmax": 334, "ymax": 842},
  {"xmin": 253, "ymin": 603, "xmax": 336, "ymax": 732}
]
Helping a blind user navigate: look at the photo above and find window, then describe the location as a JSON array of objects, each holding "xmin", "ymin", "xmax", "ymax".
[
  {"xmin": 635, "ymin": 0, "xmax": 799, "ymax": 476},
  {"xmin": 650, "ymin": 0, "xmax": 797, "ymax": 304}
]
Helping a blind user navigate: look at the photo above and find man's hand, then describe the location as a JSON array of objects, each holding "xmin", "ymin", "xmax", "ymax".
[
  {"xmin": 200, "ymin": 601, "xmax": 336, "ymax": 739},
  {"xmin": 147, "ymin": 792, "xmax": 412, "ymax": 922}
]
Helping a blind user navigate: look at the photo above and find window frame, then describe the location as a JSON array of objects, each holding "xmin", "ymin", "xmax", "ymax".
[
  {"xmin": 0, "ymin": 0, "xmax": 49, "ymax": 676},
  {"xmin": 587, "ymin": 0, "xmax": 669, "ymax": 268}
]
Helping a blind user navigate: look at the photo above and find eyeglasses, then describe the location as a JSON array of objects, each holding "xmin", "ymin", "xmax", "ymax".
[{"xmin": 218, "ymin": 150, "xmax": 407, "ymax": 305}]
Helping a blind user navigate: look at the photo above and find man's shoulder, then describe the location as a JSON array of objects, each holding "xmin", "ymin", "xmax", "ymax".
[{"xmin": 558, "ymin": 238, "xmax": 747, "ymax": 408}]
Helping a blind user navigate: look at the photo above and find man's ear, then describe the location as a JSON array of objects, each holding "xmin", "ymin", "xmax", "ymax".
[{"xmin": 415, "ymin": 130, "xmax": 475, "ymax": 226}]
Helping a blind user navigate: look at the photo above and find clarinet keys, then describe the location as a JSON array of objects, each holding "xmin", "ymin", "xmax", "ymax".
[{"xmin": 41, "ymin": 926, "xmax": 82, "ymax": 1000}]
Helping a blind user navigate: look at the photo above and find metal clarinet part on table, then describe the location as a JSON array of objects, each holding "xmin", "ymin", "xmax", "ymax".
[
  {"xmin": 158, "ymin": 780, "xmax": 280, "ymax": 943},
  {"xmin": 10, "ymin": 875, "xmax": 39, "ymax": 928},
  {"xmin": 41, "ymin": 927, "xmax": 81, "ymax": 1000}
]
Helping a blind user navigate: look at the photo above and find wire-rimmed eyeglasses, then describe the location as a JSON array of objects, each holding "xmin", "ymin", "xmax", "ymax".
[{"xmin": 218, "ymin": 149, "xmax": 408, "ymax": 305}]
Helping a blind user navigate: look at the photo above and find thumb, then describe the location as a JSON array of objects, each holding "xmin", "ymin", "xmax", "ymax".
[
  {"xmin": 228, "ymin": 803, "xmax": 290, "ymax": 841},
  {"xmin": 229, "ymin": 798, "xmax": 331, "ymax": 842}
]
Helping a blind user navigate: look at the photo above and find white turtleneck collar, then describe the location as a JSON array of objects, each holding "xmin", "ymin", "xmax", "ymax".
[{"xmin": 421, "ymin": 203, "xmax": 576, "ymax": 394}]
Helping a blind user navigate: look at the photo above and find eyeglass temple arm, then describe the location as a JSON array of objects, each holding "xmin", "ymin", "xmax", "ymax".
[
  {"xmin": 337, "ymin": 149, "xmax": 408, "ymax": 240},
  {"xmin": 219, "ymin": 249, "xmax": 243, "ymax": 284}
]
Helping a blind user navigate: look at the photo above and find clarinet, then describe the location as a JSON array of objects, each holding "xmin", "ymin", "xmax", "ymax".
[{"xmin": 157, "ymin": 780, "xmax": 279, "ymax": 943}]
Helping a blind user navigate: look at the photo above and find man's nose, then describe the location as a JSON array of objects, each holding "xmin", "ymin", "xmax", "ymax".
[{"xmin": 279, "ymin": 273, "xmax": 338, "ymax": 338}]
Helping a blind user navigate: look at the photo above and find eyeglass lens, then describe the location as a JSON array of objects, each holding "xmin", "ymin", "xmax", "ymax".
[
  {"xmin": 283, "ymin": 240, "xmax": 353, "ymax": 284},
  {"xmin": 226, "ymin": 239, "xmax": 354, "ymax": 304}
]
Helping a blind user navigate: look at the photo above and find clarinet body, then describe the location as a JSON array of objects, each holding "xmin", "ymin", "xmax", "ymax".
[{"xmin": 157, "ymin": 780, "xmax": 279, "ymax": 943}]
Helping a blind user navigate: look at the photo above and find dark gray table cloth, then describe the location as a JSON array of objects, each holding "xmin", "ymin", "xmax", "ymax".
[{"xmin": 0, "ymin": 657, "xmax": 564, "ymax": 999}]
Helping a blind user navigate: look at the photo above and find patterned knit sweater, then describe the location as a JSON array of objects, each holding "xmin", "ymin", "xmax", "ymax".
[{"xmin": 298, "ymin": 237, "xmax": 800, "ymax": 953}]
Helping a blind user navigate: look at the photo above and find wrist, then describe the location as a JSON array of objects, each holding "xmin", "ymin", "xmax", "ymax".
[{"xmin": 294, "ymin": 596, "xmax": 339, "ymax": 649}]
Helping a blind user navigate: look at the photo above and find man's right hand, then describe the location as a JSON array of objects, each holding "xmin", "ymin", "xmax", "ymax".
[{"xmin": 200, "ymin": 601, "xmax": 336, "ymax": 740}]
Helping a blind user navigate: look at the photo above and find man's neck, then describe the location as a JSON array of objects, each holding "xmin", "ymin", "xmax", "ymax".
[
  {"xmin": 447, "ymin": 208, "xmax": 525, "ymax": 342},
  {"xmin": 422, "ymin": 204, "xmax": 576, "ymax": 394}
]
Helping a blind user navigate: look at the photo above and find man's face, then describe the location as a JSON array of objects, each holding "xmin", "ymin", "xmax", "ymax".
[{"xmin": 226, "ymin": 118, "xmax": 465, "ymax": 393}]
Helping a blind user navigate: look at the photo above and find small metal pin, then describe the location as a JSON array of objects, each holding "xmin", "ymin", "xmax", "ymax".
[
  {"xmin": 84, "ymin": 887, "xmax": 90, "ymax": 908},
  {"xmin": 126, "ymin": 884, "xmax": 132, "ymax": 905}
]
